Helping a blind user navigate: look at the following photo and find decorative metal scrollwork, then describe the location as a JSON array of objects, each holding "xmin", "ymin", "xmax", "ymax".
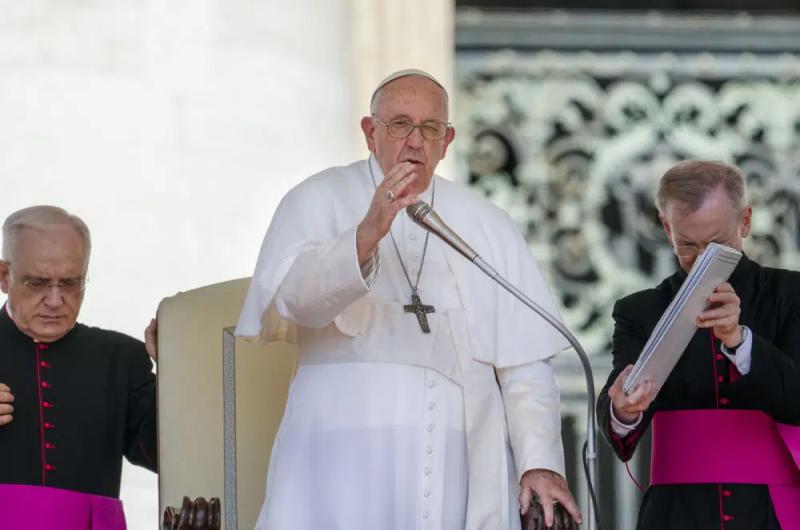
[{"xmin": 456, "ymin": 51, "xmax": 800, "ymax": 352}]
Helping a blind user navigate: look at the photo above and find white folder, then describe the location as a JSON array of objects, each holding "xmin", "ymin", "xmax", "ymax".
[{"xmin": 623, "ymin": 243, "xmax": 742, "ymax": 394}]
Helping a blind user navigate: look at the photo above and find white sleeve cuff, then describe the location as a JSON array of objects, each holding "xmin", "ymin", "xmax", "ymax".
[
  {"xmin": 609, "ymin": 402, "xmax": 642, "ymax": 437},
  {"xmin": 359, "ymin": 249, "xmax": 381, "ymax": 288},
  {"xmin": 720, "ymin": 325, "xmax": 752, "ymax": 375}
]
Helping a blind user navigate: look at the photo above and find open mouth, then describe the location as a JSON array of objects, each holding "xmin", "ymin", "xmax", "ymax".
[{"xmin": 404, "ymin": 158, "xmax": 424, "ymax": 167}]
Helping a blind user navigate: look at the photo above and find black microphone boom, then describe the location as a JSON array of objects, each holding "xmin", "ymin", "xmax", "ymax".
[{"xmin": 405, "ymin": 200, "xmax": 600, "ymax": 530}]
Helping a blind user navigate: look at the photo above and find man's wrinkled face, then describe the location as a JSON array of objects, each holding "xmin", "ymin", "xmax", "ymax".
[
  {"xmin": 0, "ymin": 225, "xmax": 87, "ymax": 342},
  {"xmin": 660, "ymin": 187, "xmax": 751, "ymax": 272},
  {"xmin": 361, "ymin": 76, "xmax": 455, "ymax": 196}
]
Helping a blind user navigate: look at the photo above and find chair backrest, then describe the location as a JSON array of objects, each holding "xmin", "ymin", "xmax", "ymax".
[{"xmin": 156, "ymin": 278, "xmax": 296, "ymax": 530}]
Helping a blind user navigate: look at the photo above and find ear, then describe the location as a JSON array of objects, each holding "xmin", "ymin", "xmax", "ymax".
[
  {"xmin": 360, "ymin": 116, "xmax": 377, "ymax": 153},
  {"xmin": 739, "ymin": 205, "xmax": 752, "ymax": 238},
  {"xmin": 439, "ymin": 126, "xmax": 456, "ymax": 159},
  {"xmin": 659, "ymin": 213, "xmax": 675, "ymax": 246},
  {"xmin": 0, "ymin": 260, "xmax": 10, "ymax": 295}
]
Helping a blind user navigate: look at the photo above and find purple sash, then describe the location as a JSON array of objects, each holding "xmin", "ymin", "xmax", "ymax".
[
  {"xmin": 0, "ymin": 484, "xmax": 126, "ymax": 530},
  {"xmin": 651, "ymin": 410, "xmax": 800, "ymax": 529}
]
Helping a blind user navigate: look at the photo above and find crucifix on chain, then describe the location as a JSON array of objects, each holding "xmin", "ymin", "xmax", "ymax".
[
  {"xmin": 368, "ymin": 157, "xmax": 438, "ymax": 335},
  {"xmin": 404, "ymin": 290, "xmax": 435, "ymax": 333}
]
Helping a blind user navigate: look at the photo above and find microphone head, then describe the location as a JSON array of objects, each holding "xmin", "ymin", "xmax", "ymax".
[
  {"xmin": 406, "ymin": 201, "xmax": 432, "ymax": 224},
  {"xmin": 404, "ymin": 200, "xmax": 478, "ymax": 261}
]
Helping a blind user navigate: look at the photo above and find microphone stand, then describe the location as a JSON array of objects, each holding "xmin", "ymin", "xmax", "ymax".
[{"xmin": 407, "ymin": 203, "xmax": 598, "ymax": 530}]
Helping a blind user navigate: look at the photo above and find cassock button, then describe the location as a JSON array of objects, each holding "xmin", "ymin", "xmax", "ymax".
[
  {"xmin": 410, "ymin": 233, "xmax": 417, "ymax": 241},
  {"xmin": 422, "ymin": 511, "xmax": 430, "ymax": 519},
  {"xmin": 44, "ymin": 422, "xmax": 55, "ymax": 429},
  {"xmin": 718, "ymin": 376, "xmax": 725, "ymax": 383},
  {"xmin": 41, "ymin": 381, "xmax": 51, "ymax": 389},
  {"xmin": 426, "ymin": 424, "xmax": 435, "ymax": 432},
  {"xmin": 719, "ymin": 398, "xmax": 730, "ymax": 406},
  {"xmin": 424, "ymin": 491, "xmax": 432, "ymax": 498},
  {"xmin": 723, "ymin": 515, "xmax": 734, "ymax": 522},
  {"xmin": 427, "ymin": 402, "xmax": 436, "ymax": 411},
  {"xmin": 45, "ymin": 464, "xmax": 56, "ymax": 471},
  {"xmin": 427, "ymin": 380, "xmax": 437, "ymax": 389},
  {"xmin": 722, "ymin": 490, "xmax": 732, "ymax": 497},
  {"xmin": 38, "ymin": 344, "xmax": 48, "ymax": 351},
  {"xmin": 716, "ymin": 354, "xmax": 724, "ymax": 361},
  {"xmin": 424, "ymin": 466, "xmax": 432, "ymax": 476},
  {"xmin": 45, "ymin": 442, "xmax": 56, "ymax": 450},
  {"xmin": 43, "ymin": 401, "xmax": 54, "ymax": 408},
  {"xmin": 425, "ymin": 446, "xmax": 433, "ymax": 454}
]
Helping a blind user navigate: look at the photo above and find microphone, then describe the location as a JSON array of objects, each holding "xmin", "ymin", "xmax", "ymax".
[
  {"xmin": 405, "ymin": 200, "xmax": 600, "ymax": 530},
  {"xmin": 406, "ymin": 202, "xmax": 478, "ymax": 261}
]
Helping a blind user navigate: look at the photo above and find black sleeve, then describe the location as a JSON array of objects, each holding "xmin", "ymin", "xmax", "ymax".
[
  {"xmin": 596, "ymin": 295, "xmax": 658, "ymax": 462},
  {"xmin": 733, "ymin": 298, "xmax": 800, "ymax": 425},
  {"xmin": 123, "ymin": 344, "xmax": 158, "ymax": 472}
]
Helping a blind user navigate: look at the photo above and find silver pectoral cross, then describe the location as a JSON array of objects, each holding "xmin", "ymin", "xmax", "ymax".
[{"xmin": 404, "ymin": 291, "xmax": 435, "ymax": 333}]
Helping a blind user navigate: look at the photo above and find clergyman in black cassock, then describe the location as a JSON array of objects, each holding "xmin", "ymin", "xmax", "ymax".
[
  {"xmin": 0, "ymin": 205, "xmax": 157, "ymax": 505},
  {"xmin": 0, "ymin": 307, "xmax": 157, "ymax": 496},
  {"xmin": 597, "ymin": 161, "xmax": 800, "ymax": 530}
]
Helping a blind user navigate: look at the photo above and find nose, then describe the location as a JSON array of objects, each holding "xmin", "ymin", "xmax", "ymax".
[
  {"xmin": 406, "ymin": 126, "xmax": 425, "ymax": 148},
  {"xmin": 42, "ymin": 286, "xmax": 65, "ymax": 307}
]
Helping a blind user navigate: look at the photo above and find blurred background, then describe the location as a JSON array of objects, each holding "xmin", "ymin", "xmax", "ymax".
[{"xmin": 1, "ymin": 1, "xmax": 799, "ymax": 528}]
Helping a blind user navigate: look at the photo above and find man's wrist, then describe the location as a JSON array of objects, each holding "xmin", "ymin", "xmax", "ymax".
[
  {"xmin": 610, "ymin": 403, "xmax": 640, "ymax": 426},
  {"xmin": 723, "ymin": 325, "xmax": 745, "ymax": 350},
  {"xmin": 356, "ymin": 224, "xmax": 378, "ymax": 266}
]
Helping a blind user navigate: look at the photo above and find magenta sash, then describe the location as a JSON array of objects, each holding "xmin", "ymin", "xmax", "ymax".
[
  {"xmin": 0, "ymin": 484, "xmax": 126, "ymax": 530},
  {"xmin": 651, "ymin": 410, "xmax": 800, "ymax": 529}
]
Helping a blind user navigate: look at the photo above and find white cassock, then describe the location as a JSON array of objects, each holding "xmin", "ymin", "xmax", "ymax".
[{"xmin": 236, "ymin": 157, "xmax": 570, "ymax": 530}]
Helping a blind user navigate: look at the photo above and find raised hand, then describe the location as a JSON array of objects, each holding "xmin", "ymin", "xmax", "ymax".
[{"xmin": 356, "ymin": 162, "xmax": 420, "ymax": 265}]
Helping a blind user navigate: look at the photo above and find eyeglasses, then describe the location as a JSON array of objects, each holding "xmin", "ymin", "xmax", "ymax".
[
  {"xmin": 372, "ymin": 116, "xmax": 451, "ymax": 141},
  {"xmin": 5, "ymin": 262, "xmax": 87, "ymax": 295},
  {"xmin": 21, "ymin": 276, "xmax": 87, "ymax": 295}
]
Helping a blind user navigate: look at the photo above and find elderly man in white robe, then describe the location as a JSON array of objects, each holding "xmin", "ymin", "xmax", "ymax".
[{"xmin": 237, "ymin": 69, "xmax": 582, "ymax": 530}]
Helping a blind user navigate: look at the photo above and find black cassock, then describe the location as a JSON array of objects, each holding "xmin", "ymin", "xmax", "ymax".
[
  {"xmin": 597, "ymin": 256, "xmax": 800, "ymax": 530},
  {"xmin": 0, "ymin": 305, "xmax": 157, "ymax": 498}
]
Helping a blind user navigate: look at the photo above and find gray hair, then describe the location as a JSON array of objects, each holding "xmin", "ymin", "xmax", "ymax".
[
  {"xmin": 369, "ymin": 69, "xmax": 450, "ymax": 120},
  {"xmin": 2, "ymin": 205, "xmax": 92, "ymax": 263},
  {"xmin": 656, "ymin": 160, "xmax": 749, "ymax": 215}
]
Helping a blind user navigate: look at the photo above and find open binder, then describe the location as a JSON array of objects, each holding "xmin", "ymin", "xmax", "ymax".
[{"xmin": 623, "ymin": 243, "xmax": 742, "ymax": 394}]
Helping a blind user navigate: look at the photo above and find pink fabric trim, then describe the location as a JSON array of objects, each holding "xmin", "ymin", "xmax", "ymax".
[
  {"xmin": 651, "ymin": 409, "xmax": 800, "ymax": 529},
  {"xmin": 0, "ymin": 484, "xmax": 126, "ymax": 530}
]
